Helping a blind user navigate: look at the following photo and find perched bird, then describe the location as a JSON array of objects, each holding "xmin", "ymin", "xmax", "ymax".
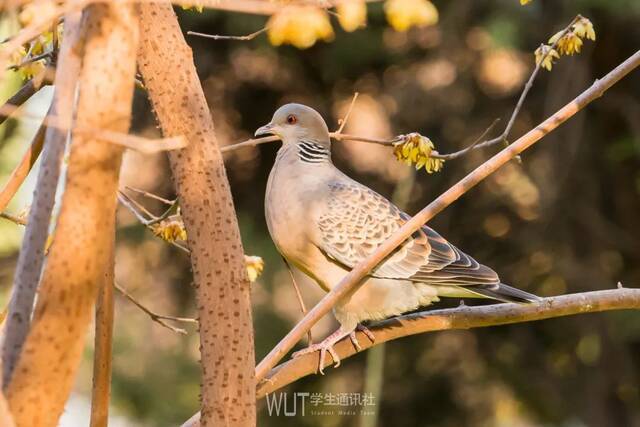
[{"xmin": 256, "ymin": 103, "xmax": 539, "ymax": 373}]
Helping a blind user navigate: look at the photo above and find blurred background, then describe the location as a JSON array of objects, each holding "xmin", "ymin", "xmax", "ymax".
[{"xmin": 1, "ymin": 0, "xmax": 640, "ymax": 426}]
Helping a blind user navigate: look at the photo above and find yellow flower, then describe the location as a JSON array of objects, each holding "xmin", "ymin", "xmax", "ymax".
[
  {"xmin": 337, "ymin": 0, "xmax": 367, "ymax": 32},
  {"xmin": 267, "ymin": 6, "xmax": 335, "ymax": 49},
  {"xmin": 549, "ymin": 30, "xmax": 583, "ymax": 55},
  {"xmin": 9, "ymin": 46, "xmax": 46, "ymax": 80},
  {"xmin": 573, "ymin": 16, "xmax": 595, "ymax": 41},
  {"xmin": 151, "ymin": 217, "xmax": 188, "ymax": 243},
  {"xmin": 534, "ymin": 44, "xmax": 560, "ymax": 71},
  {"xmin": 245, "ymin": 255, "xmax": 265, "ymax": 282},
  {"xmin": 384, "ymin": 0, "xmax": 438, "ymax": 32},
  {"xmin": 393, "ymin": 133, "xmax": 444, "ymax": 173},
  {"xmin": 181, "ymin": 2, "xmax": 204, "ymax": 13},
  {"xmin": 520, "ymin": 0, "xmax": 532, "ymax": 4}
]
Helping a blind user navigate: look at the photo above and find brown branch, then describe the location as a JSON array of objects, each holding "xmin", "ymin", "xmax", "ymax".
[
  {"xmin": 2, "ymin": 11, "xmax": 85, "ymax": 388},
  {"xmin": 6, "ymin": 5, "xmax": 140, "ymax": 426},
  {"xmin": 335, "ymin": 92, "xmax": 359, "ymax": 135},
  {"xmin": 282, "ymin": 257, "xmax": 313, "ymax": 345},
  {"xmin": 137, "ymin": 4, "xmax": 256, "ymax": 426},
  {"xmin": 89, "ymin": 242, "xmax": 116, "ymax": 427},
  {"xmin": 0, "ymin": 212, "xmax": 26, "ymax": 226},
  {"xmin": 0, "ymin": 103, "xmax": 188, "ymax": 154},
  {"xmin": 187, "ymin": 27, "xmax": 267, "ymax": 41},
  {"xmin": 257, "ymin": 288, "xmax": 640, "ymax": 397},
  {"xmin": 253, "ymin": 50, "xmax": 640, "ymax": 382},
  {"xmin": 114, "ymin": 282, "xmax": 197, "ymax": 335},
  {"xmin": 0, "ymin": 115, "xmax": 46, "ymax": 212},
  {"xmin": 0, "ymin": 71, "xmax": 48, "ymax": 127}
]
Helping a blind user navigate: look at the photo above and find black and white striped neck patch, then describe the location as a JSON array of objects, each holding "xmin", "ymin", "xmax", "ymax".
[{"xmin": 297, "ymin": 140, "xmax": 331, "ymax": 163}]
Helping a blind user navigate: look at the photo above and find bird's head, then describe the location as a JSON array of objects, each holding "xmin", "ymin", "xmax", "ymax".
[{"xmin": 255, "ymin": 103, "xmax": 330, "ymax": 146}]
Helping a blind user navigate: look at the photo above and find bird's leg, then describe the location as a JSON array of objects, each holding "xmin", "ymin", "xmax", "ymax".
[
  {"xmin": 348, "ymin": 324, "xmax": 376, "ymax": 351},
  {"xmin": 291, "ymin": 326, "xmax": 355, "ymax": 374}
]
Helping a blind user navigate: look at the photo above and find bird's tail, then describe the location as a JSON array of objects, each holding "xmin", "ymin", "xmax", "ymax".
[{"xmin": 465, "ymin": 283, "xmax": 541, "ymax": 304}]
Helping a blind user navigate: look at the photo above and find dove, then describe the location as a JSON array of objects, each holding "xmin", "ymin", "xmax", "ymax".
[{"xmin": 256, "ymin": 103, "xmax": 539, "ymax": 373}]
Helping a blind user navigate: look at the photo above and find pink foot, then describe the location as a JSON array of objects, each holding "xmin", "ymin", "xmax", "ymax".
[
  {"xmin": 349, "ymin": 324, "xmax": 376, "ymax": 351},
  {"xmin": 291, "ymin": 327, "xmax": 354, "ymax": 374}
]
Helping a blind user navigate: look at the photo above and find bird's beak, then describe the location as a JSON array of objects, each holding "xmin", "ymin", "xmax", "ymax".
[{"xmin": 255, "ymin": 122, "xmax": 276, "ymax": 137}]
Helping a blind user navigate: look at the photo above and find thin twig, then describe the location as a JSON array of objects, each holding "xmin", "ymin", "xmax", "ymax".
[
  {"xmin": 0, "ymin": 71, "xmax": 48, "ymax": 127},
  {"xmin": 335, "ymin": 92, "xmax": 359, "ymax": 135},
  {"xmin": 114, "ymin": 282, "xmax": 197, "ymax": 335},
  {"xmin": 125, "ymin": 186, "xmax": 175, "ymax": 205},
  {"xmin": 0, "ymin": 212, "xmax": 26, "ymax": 226},
  {"xmin": 117, "ymin": 191, "xmax": 189, "ymax": 253},
  {"xmin": 0, "ymin": 103, "xmax": 188, "ymax": 154},
  {"xmin": 282, "ymin": 256, "xmax": 313, "ymax": 345},
  {"xmin": 253, "ymin": 49, "xmax": 640, "ymax": 382},
  {"xmin": 7, "ymin": 50, "xmax": 53, "ymax": 71},
  {"xmin": 434, "ymin": 119, "xmax": 500, "ymax": 161},
  {"xmin": 187, "ymin": 27, "xmax": 267, "ymax": 41},
  {"xmin": 0, "ymin": 119, "xmax": 46, "ymax": 212}
]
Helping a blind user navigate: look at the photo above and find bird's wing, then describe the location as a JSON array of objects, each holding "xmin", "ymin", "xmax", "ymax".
[{"xmin": 317, "ymin": 181, "xmax": 499, "ymax": 285}]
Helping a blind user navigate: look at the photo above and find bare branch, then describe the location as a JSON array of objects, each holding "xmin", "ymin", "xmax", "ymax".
[
  {"xmin": 0, "ymin": 103, "xmax": 188, "ymax": 154},
  {"xmin": 257, "ymin": 288, "xmax": 640, "ymax": 397},
  {"xmin": 3, "ymin": 11, "xmax": 85, "ymax": 388},
  {"xmin": 335, "ymin": 92, "xmax": 359, "ymax": 135},
  {"xmin": 90, "ymin": 242, "xmax": 116, "ymax": 427},
  {"xmin": 138, "ymin": 5, "xmax": 256, "ymax": 425},
  {"xmin": 254, "ymin": 49, "xmax": 640, "ymax": 382},
  {"xmin": 0, "ymin": 117, "xmax": 46, "ymax": 212},
  {"xmin": 6, "ymin": 5, "xmax": 140, "ymax": 425},
  {"xmin": 0, "ymin": 212, "xmax": 26, "ymax": 226},
  {"xmin": 187, "ymin": 27, "xmax": 267, "ymax": 41},
  {"xmin": 0, "ymin": 70, "xmax": 49, "ymax": 127},
  {"xmin": 125, "ymin": 186, "xmax": 175, "ymax": 205},
  {"xmin": 282, "ymin": 257, "xmax": 313, "ymax": 345},
  {"xmin": 114, "ymin": 282, "xmax": 197, "ymax": 335}
]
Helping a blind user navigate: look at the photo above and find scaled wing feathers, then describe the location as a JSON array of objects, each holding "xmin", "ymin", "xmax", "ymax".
[{"xmin": 317, "ymin": 181, "xmax": 499, "ymax": 286}]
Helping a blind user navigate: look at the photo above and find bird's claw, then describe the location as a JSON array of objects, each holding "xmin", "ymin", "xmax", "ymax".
[{"xmin": 292, "ymin": 342, "xmax": 340, "ymax": 375}]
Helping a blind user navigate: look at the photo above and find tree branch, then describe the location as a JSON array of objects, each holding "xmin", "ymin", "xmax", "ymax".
[
  {"xmin": 6, "ymin": 4, "xmax": 140, "ymax": 425},
  {"xmin": 137, "ymin": 4, "xmax": 256, "ymax": 426},
  {"xmin": 2, "ymin": 11, "xmax": 85, "ymax": 388},
  {"xmin": 253, "ymin": 50, "xmax": 640, "ymax": 382},
  {"xmin": 89, "ymin": 241, "xmax": 116, "ymax": 427},
  {"xmin": 0, "ymin": 114, "xmax": 46, "ymax": 213},
  {"xmin": 257, "ymin": 287, "xmax": 640, "ymax": 397},
  {"xmin": 0, "ymin": 71, "xmax": 49, "ymax": 127},
  {"xmin": 114, "ymin": 282, "xmax": 197, "ymax": 335}
]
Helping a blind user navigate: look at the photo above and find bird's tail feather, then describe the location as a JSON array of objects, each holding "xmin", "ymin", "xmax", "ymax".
[{"xmin": 465, "ymin": 283, "xmax": 541, "ymax": 304}]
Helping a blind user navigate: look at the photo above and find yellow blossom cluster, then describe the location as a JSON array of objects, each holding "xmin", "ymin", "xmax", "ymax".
[
  {"xmin": 150, "ymin": 217, "xmax": 188, "ymax": 243},
  {"xmin": 267, "ymin": 6, "xmax": 334, "ymax": 49},
  {"xmin": 9, "ymin": 3, "xmax": 62, "ymax": 80},
  {"xmin": 536, "ymin": 16, "xmax": 596, "ymax": 71},
  {"xmin": 244, "ymin": 255, "xmax": 265, "ymax": 282},
  {"xmin": 384, "ymin": 0, "xmax": 438, "ymax": 32},
  {"xmin": 266, "ymin": 0, "xmax": 439, "ymax": 49},
  {"xmin": 147, "ymin": 215, "xmax": 264, "ymax": 281},
  {"xmin": 393, "ymin": 133, "xmax": 444, "ymax": 174},
  {"xmin": 337, "ymin": 0, "xmax": 367, "ymax": 32}
]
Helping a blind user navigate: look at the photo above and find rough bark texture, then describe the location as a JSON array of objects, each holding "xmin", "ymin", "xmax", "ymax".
[
  {"xmin": 137, "ymin": 4, "xmax": 256, "ymax": 426},
  {"xmin": 89, "ymin": 243, "xmax": 115, "ymax": 427},
  {"xmin": 2, "ymin": 12, "xmax": 83, "ymax": 387},
  {"xmin": 5, "ymin": 5, "xmax": 139, "ymax": 426}
]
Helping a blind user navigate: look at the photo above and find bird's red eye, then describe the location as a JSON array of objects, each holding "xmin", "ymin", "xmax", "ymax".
[{"xmin": 286, "ymin": 114, "xmax": 297, "ymax": 125}]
